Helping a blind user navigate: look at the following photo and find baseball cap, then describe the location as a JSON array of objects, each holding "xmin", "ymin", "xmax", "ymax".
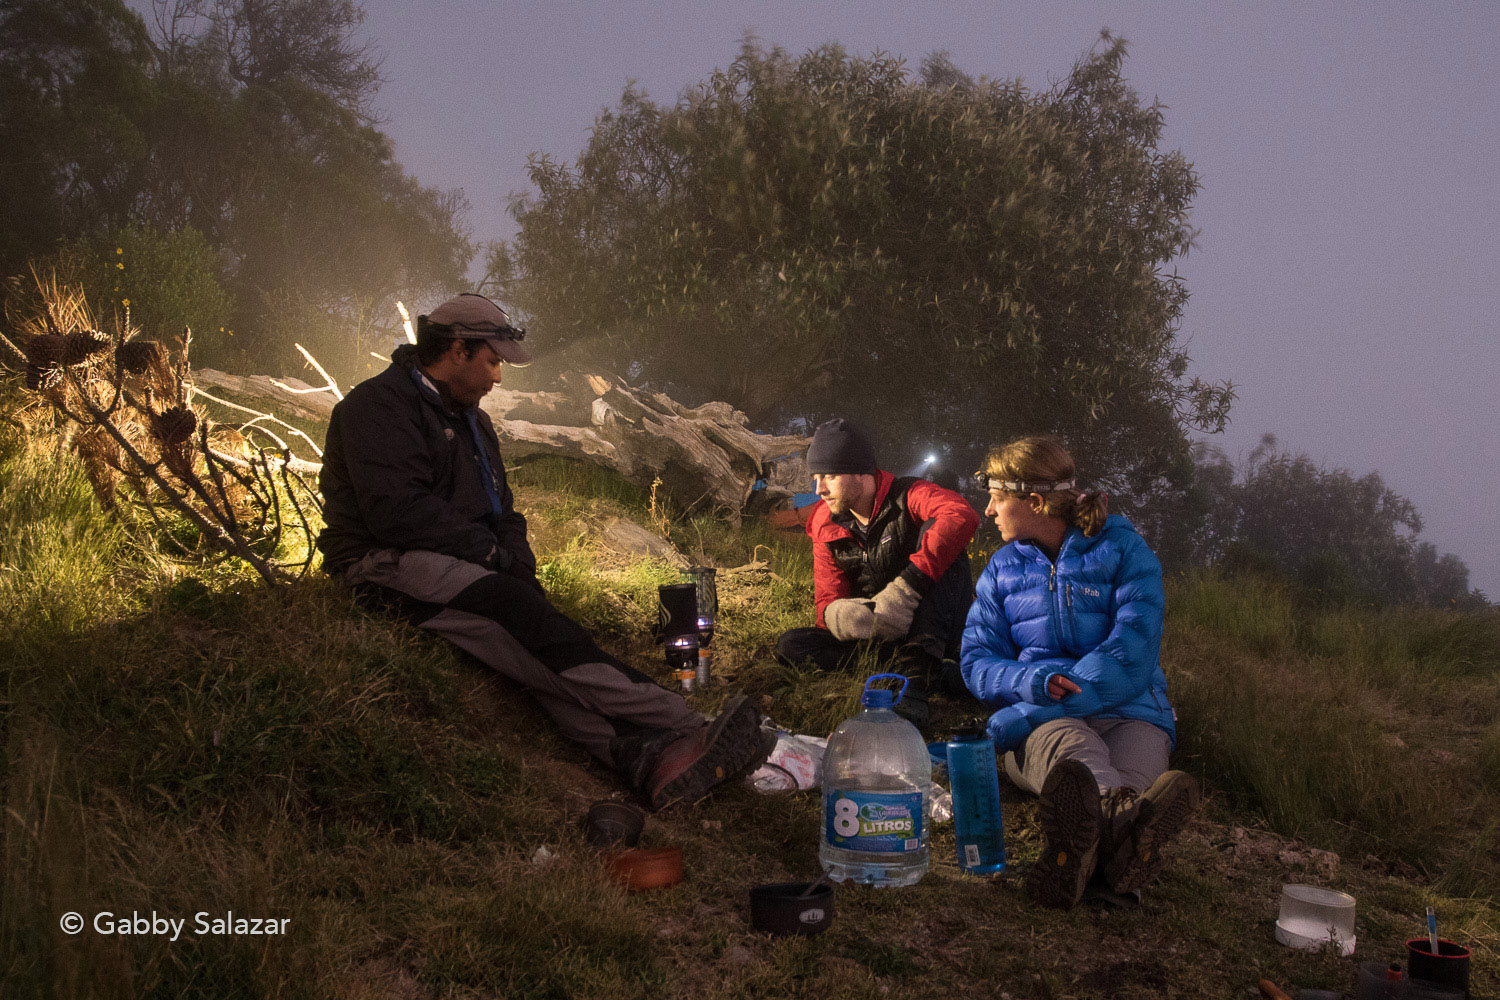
[{"xmin": 423, "ymin": 293, "xmax": 533, "ymax": 367}]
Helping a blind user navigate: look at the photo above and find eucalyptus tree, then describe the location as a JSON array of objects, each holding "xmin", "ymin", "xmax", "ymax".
[
  {"xmin": 1, "ymin": 0, "xmax": 471, "ymax": 374},
  {"xmin": 1194, "ymin": 435, "xmax": 1483, "ymax": 607},
  {"xmin": 494, "ymin": 35, "xmax": 1233, "ymax": 545}
]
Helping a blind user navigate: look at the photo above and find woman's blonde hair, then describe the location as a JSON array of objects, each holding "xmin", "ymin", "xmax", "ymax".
[{"xmin": 981, "ymin": 435, "xmax": 1110, "ymax": 537}]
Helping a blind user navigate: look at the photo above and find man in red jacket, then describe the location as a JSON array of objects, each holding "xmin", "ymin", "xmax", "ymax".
[{"xmin": 774, "ymin": 419, "xmax": 981, "ymax": 727}]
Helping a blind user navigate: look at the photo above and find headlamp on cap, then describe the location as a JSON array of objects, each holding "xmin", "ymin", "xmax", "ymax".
[
  {"xmin": 419, "ymin": 292, "xmax": 534, "ymax": 366},
  {"xmin": 416, "ymin": 314, "xmax": 527, "ymax": 343}
]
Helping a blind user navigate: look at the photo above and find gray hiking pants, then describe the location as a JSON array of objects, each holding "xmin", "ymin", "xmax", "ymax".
[
  {"xmin": 343, "ymin": 549, "xmax": 703, "ymax": 764},
  {"xmin": 1004, "ymin": 717, "xmax": 1172, "ymax": 797}
]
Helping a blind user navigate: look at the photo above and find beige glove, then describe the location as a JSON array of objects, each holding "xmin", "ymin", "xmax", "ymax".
[
  {"xmin": 825, "ymin": 598, "xmax": 876, "ymax": 641},
  {"xmin": 871, "ymin": 577, "xmax": 921, "ymax": 640}
]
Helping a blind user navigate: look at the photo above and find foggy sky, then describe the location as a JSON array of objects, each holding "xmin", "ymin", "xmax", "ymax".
[{"xmin": 186, "ymin": 2, "xmax": 1500, "ymax": 594}]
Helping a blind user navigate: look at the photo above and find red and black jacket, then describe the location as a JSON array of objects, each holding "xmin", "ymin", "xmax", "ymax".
[{"xmin": 806, "ymin": 470, "xmax": 980, "ymax": 629}]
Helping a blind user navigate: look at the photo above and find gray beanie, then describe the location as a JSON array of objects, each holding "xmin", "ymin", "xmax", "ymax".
[{"xmin": 806, "ymin": 419, "xmax": 877, "ymax": 475}]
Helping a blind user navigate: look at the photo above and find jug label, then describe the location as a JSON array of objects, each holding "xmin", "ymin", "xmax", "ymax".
[{"xmin": 825, "ymin": 791, "xmax": 925, "ymax": 852}]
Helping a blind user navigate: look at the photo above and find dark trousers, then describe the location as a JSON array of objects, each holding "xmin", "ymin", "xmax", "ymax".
[
  {"xmin": 774, "ymin": 627, "xmax": 945, "ymax": 679},
  {"xmin": 341, "ymin": 548, "xmax": 702, "ymax": 766},
  {"xmin": 776, "ymin": 550, "xmax": 974, "ymax": 674}
]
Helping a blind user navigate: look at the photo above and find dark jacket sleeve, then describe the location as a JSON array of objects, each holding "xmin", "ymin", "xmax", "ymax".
[
  {"xmin": 896, "ymin": 479, "xmax": 982, "ymax": 595},
  {"xmin": 330, "ymin": 385, "xmax": 498, "ymax": 565}
]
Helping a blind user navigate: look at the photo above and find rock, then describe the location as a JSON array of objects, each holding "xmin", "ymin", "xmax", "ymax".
[
  {"xmin": 599, "ymin": 517, "xmax": 689, "ymax": 567},
  {"xmin": 724, "ymin": 945, "xmax": 757, "ymax": 967}
]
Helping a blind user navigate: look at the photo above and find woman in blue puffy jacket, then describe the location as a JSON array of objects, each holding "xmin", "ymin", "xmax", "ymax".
[{"xmin": 961, "ymin": 436, "xmax": 1200, "ymax": 908}]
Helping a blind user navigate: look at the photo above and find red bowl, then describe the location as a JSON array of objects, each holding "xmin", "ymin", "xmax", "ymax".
[{"xmin": 607, "ymin": 847, "xmax": 684, "ymax": 892}]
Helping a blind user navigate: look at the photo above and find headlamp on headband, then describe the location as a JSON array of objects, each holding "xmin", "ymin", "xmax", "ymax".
[{"xmin": 971, "ymin": 471, "xmax": 1077, "ymax": 494}]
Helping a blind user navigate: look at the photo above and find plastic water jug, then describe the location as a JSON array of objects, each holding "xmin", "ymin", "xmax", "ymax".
[{"xmin": 819, "ymin": 674, "xmax": 931, "ymax": 887}]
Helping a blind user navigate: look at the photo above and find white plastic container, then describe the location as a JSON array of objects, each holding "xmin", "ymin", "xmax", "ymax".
[
  {"xmin": 1275, "ymin": 884, "xmax": 1356, "ymax": 956},
  {"xmin": 819, "ymin": 674, "xmax": 931, "ymax": 887}
]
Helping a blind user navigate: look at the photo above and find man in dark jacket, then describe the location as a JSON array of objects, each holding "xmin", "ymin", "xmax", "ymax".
[
  {"xmin": 774, "ymin": 419, "xmax": 981, "ymax": 726},
  {"xmin": 318, "ymin": 293, "xmax": 770, "ymax": 809}
]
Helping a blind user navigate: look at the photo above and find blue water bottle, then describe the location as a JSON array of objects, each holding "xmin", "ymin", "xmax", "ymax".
[{"xmin": 945, "ymin": 730, "xmax": 1006, "ymax": 874}]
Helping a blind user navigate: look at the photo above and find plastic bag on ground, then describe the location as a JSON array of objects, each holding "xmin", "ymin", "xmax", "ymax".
[{"xmin": 748, "ymin": 727, "xmax": 829, "ymax": 792}]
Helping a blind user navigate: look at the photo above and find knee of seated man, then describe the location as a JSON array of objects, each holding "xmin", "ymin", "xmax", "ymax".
[{"xmin": 447, "ymin": 568, "xmax": 556, "ymax": 618}]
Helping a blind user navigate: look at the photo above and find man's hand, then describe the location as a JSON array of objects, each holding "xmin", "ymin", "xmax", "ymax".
[
  {"xmin": 871, "ymin": 577, "xmax": 920, "ymax": 640},
  {"xmin": 825, "ymin": 598, "xmax": 876, "ymax": 641}
]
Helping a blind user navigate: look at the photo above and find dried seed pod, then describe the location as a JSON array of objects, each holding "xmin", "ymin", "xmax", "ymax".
[
  {"xmin": 25, "ymin": 363, "xmax": 63, "ymax": 392},
  {"xmin": 62, "ymin": 330, "xmax": 110, "ymax": 365},
  {"xmin": 161, "ymin": 440, "xmax": 196, "ymax": 481},
  {"xmin": 26, "ymin": 333, "xmax": 69, "ymax": 367},
  {"xmin": 116, "ymin": 340, "xmax": 166, "ymax": 375},
  {"xmin": 150, "ymin": 405, "xmax": 198, "ymax": 446}
]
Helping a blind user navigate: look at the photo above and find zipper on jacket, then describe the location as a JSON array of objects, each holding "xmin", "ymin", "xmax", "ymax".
[
  {"xmin": 1066, "ymin": 583, "xmax": 1072, "ymax": 608},
  {"xmin": 1048, "ymin": 563, "xmax": 1057, "ymax": 592}
]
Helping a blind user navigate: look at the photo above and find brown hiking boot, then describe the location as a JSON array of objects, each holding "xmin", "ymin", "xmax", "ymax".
[
  {"xmin": 1026, "ymin": 759, "xmax": 1103, "ymax": 909},
  {"xmin": 644, "ymin": 694, "xmax": 773, "ymax": 810},
  {"xmin": 1099, "ymin": 770, "xmax": 1200, "ymax": 894}
]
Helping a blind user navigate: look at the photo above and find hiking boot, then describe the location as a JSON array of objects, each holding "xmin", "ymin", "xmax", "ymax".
[
  {"xmin": 1098, "ymin": 770, "xmax": 1200, "ymax": 894},
  {"xmin": 1082, "ymin": 869, "xmax": 1141, "ymax": 908},
  {"xmin": 643, "ymin": 694, "xmax": 774, "ymax": 810},
  {"xmin": 1026, "ymin": 759, "xmax": 1103, "ymax": 909}
]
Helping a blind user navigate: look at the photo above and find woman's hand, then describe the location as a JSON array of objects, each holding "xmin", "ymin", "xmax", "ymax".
[{"xmin": 1047, "ymin": 674, "xmax": 1082, "ymax": 701}]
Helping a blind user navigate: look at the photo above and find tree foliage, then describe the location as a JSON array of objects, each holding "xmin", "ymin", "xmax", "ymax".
[
  {"xmin": 70, "ymin": 224, "xmax": 234, "ymax": 359},
  {"xmin": 494, "ymin": 35, "xmax": 1233, "ymax": 532},
  {"xmin": 0, "ymin": 0, "xmax": 471, "ymax": 375},
  {"xmin": 1193, "ymin": 435, "xmax": 1485, "ymax": 608}
]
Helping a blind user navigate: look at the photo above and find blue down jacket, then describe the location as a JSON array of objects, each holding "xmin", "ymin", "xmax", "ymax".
[{"xmin": 960, "ymin": 514, "xmax": 1176, "ymax": 752}]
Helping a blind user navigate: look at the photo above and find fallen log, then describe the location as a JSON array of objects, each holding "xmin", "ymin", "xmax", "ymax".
[{"xmin": 189, "ymin": 368, "xmax": 810, "ymax": 518}]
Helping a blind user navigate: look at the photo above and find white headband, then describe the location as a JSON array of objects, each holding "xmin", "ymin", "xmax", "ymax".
[{"xmin": 986, "ymin": 478, "xmax": 1077, "ymax": 493}]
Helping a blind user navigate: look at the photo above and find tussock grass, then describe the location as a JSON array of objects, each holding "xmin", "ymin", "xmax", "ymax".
[
  {"xmin": 509, "ymin": 454, "xmax": 652, "ymax": 513},
  {"xmin": 0, "ymin": 413, "xmax": 135, "ymax": 645},
  {"xmin": 1169, "ymin": 570, "xmax": 1500, "ymax": 893}
]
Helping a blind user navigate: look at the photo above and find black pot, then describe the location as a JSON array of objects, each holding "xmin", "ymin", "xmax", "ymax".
[
  {"xmin": 1407, "ymin": 939, "xmax": 1471, "ymax": 999},
  {"xmin": 749, "ymin": 882, "xmax": 834, "ymax": 936},
  {"xmin": 585, "ymin": 801, "xmax": 645, "ymax": 848}
]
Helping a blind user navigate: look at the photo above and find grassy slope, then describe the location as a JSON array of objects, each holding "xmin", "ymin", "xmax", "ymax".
[{"xmin": 3, "ymin": 408, "xmax": 1498, "ymax": 1000}]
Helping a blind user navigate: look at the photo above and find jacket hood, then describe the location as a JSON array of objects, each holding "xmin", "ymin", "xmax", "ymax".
[
  {"xmin": 387, "ymin": 343, "xmax": 469, "ymax": 415},
  {"xmin": 391, "ymin": 343, "xmax": 419, "ymax": 370}
]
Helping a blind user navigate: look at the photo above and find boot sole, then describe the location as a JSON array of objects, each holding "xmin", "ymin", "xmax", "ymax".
[
  {"xmin": 651, "ymin": 695, "xmax": 771, "ymax": 810},
  {"xmin": 1103, "ymin": 771, "xmax": 1199, "ymax": 894},
  {"xmin": 1026, "ymin": 759, "xmax": 1102, "ymax": 909}
]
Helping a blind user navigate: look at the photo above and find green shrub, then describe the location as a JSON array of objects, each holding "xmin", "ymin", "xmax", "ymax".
[{"xmin": 65, "ymin": 225, "xmax": 235, "ymax": 362}]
